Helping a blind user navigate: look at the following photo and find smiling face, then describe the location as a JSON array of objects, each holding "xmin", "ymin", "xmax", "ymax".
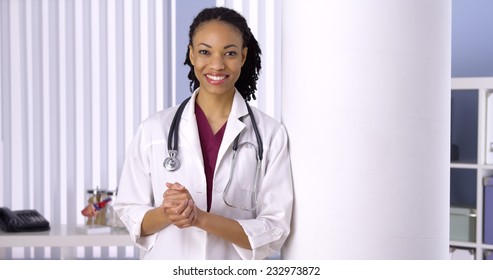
[{"xmin": 188, "ymin": 20, "xmax": 248, "ymax": 99}]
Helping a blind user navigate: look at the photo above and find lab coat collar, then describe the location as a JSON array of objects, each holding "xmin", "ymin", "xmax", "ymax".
[
  {"xmin": 181, "ymin": 88, "xmax": 249, "ymax": 121},
  {"xmin": 179, "ymin": 88, "xmax": 249, "ymax": 167}
]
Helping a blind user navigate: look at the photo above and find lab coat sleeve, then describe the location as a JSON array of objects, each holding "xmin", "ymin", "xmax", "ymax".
[
  {"xmin": 113, "ymin": 124, "xmax": 157, "ymax": 251},
  {"xmin": 235, "ymin": 124, "xmax": 294, "ymax": 260}
]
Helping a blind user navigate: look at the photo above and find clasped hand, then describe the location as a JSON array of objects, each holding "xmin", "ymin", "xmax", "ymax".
[{"xmin": 161, "ymin": 182, "xmax": 198, "ymax": 228}]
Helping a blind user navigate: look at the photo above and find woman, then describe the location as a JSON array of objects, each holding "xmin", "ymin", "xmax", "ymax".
[{"xmin": 114, "ymin": 7, "xmax": 293, "ymax": 260}]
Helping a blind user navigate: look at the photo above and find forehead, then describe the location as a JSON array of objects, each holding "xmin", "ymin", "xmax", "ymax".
[{"xmin": 192, "ymin": 20, "xmax": 243, "ymax": 45}]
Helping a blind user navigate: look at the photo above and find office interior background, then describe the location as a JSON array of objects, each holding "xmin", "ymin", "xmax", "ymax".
[
  {"xmin": 0, "ymin": 0, "xmax": 491, "ymax": 259},
  {"xmin": 0, "ymin": 0, "xmax": 280, "ymax": 259}
]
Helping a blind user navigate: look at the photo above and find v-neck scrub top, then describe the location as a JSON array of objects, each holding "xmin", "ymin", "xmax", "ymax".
[{"xmin": 195, "ymin": 102, "xmax": 227, "ymax": 212}]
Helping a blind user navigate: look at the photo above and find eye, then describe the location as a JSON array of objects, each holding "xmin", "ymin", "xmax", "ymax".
[
  {"xmin": 198, "ymin": 50, "xmax": 210, "ymax": 55},
  {"xmin": 225, "ymin": 51, "xmax": 237, "ymax": 56}
]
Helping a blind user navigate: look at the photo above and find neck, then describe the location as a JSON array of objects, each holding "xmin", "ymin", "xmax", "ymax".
[
  {"xmin": 195, "ymin": 90, "xmax": 235, "ymax": 134},
  {"xmin": 196, "ymin": 90, "xmax": 234, "ymax": 117}
]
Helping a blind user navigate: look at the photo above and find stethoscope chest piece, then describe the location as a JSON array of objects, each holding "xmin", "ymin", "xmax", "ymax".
[
  {"xmin": 163, "ymin": 96, "xmax": 190, "ymax": 172},
  {"xmin": 163, "ymin": 150, "xmax": 180, "ymax": 171}
]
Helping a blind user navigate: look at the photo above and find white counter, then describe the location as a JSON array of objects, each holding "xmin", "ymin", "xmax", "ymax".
[{"xmin": 0, "ymin": 225, "xmax": 135, "ymax": 259}]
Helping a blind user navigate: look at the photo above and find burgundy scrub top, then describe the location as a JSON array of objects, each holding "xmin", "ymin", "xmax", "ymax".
[{"xmin": 195, "ymin": 103, "xmax": 227, "ymax": 212}]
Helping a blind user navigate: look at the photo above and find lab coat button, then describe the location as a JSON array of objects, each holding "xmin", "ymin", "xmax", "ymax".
[
  {"xmin": 273, "ymin": 229, "xmax": 281, "ymax": 236},
  {"xmin": 215, "ymin": 187, "xmax": 223, "ymax": 193}
]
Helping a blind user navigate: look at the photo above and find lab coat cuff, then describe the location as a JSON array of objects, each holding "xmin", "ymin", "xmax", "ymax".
[
  {"xmin": 233, "ymin": 243, "xmax": 268, "ymax": 260},
  {"xmin": 134, "ymin": 233, "xmax": 158, "ymax": 252},
  {"xmin": 236, "ymin": 219, "xmax": 284, "ymax": 260},
  {"xmin": 120, "ymin": 207, "xmax": 157, "ymax": 251}
]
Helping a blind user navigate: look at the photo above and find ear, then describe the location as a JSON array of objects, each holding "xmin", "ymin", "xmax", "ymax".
[
  {"xmin": 188, "ymin": 45, "xmax": 195, "ymax": 65},
  {"xmin": 241, "ymin": 47, "xmax": 248, "ymax": 66}
]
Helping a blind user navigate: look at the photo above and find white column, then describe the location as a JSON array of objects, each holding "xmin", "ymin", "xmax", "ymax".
[{"xmin": 282, "ymin": 0, "xmax": 451, "ymax": 259}]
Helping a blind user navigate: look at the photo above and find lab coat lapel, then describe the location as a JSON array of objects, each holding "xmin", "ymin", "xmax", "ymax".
[
  {"xmin": 179, "ymin": 92, "xmax": 204, "ymax": 166},
  {"xmin": 216, "ymin": 91, "xmax": 248, "ymax": 167}
]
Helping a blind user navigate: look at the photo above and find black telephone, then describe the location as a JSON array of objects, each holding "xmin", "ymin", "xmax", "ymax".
[{"xmin": 0, "ymin": 207, "xmax": 50, "ymax": 232}]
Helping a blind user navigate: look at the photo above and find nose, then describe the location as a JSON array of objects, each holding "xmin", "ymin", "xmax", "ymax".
[{"xmin": 209, "ymin": 54, "xmax": 225, "ymax": 70}]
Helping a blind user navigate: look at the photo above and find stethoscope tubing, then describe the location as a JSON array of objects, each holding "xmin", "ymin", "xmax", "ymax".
[
  {"xmin": 164, "ymin": 95, "xmax": 263, "ymax": 211},
  {"xmin": 168, "ymin": 96, "xmax": 191, "ymax": 154},
  {"xmin": 166, "ymin": 96, "xmax": 263, "ymax": 166}
]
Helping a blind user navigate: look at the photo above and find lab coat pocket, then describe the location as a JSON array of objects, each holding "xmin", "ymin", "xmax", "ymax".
[{"xmin": 222, "ymin": 142, "xmax": 260, "ymax": 211}]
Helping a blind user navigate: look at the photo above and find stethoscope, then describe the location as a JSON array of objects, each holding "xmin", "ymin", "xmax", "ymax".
[{"xmin": 163, "ymin": 96, "xmax": 263, "ymax": 211}]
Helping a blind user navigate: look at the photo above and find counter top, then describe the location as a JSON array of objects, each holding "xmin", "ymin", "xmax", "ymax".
[{"xmin": 0, "ymin": 224, "xmax": 133, "ymax": 247}]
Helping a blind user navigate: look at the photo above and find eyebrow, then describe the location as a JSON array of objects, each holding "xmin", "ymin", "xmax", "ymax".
[{"xmin": 198, "ymin": 43, "xmax": 239, "ymax": 49}]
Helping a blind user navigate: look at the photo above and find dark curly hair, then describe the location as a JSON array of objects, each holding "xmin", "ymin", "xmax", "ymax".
[{"xmin": 184, "ymin": 7, "xmax": 262, "ymax": 101}]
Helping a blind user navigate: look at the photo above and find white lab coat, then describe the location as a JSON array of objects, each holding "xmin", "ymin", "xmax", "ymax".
[{"xmin": 113, "ymin": 89, "xmax": 293, "ymax": 260}]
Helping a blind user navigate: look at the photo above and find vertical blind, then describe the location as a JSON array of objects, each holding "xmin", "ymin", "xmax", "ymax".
[
  {"xmin": 1, "ymin": 0, "xmax": 171, "ymax": 259},
  {"xmin": 0, "ymin": 0, "xmax": 280, "ymax": 259}
]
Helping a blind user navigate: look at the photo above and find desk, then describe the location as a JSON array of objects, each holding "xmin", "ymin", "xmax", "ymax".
[{"xmin": 0, "ymin": 225, "xmax": 135, "ymax": 259}]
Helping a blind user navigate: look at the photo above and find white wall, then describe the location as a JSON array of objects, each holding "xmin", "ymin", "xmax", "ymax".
[{"xmin": 282, "ymin": 0, "xmax": 451, "ymax": 259}]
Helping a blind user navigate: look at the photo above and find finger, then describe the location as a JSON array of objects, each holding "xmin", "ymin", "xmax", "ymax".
[
  {"xmin": 166, "ymin": 199, "xmax": 188, "ymax": 215},
  {"xmin": 163, "ymin": 200, "xmax": 185, "ymax": 210},
  {"xmin": 167, "ymin": 200, "xmax": 196, "ymax": 227},
  {"xmin": 166, "ymin": 182, "xmax": 185, "ymax": 191},
  {"xmin": 189, "ymin": 201, "xmax": 198, "ymax": 226},
  {"xmin": 163, "ymin": 193, "xmax": 189, "ymax": 208},
  {"xmin": 168, "ymin": 213, "xmax": 193, "ymax": 228},
  {"xmin": 164, "ymin": 191, "xmax": 193, "ymax": 206},
  {"xmin": 164, "ymin": 189, "xmax": 189, "ymax": 199},
  {"xmin": 179, "ymin": 199, "xmax": 194, "ymax": 219},
  {"xmin": 171, "ymin": 214, "xmax": 194, "ymax": 228},
  {"xmin": 163, "ymin": 188, "xmax": 184, "ymax": 200},
  {"xmin": 164, "ymin": 186, "xmax": 190, "ymax": 200},
  {"xmin": 178, "ymin": 200, "xmax": 198, "ymax": 228},
  {"xmin": 164, "ymin": 189, "xmax": 192, "ymax": 201}
]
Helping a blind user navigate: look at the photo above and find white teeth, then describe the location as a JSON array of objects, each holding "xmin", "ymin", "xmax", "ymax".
[{"xmin": 207, "ymin": 75, "xmax": 226, "ymax": 81}]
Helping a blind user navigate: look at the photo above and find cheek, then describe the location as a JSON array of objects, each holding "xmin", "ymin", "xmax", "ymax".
[
  {"xmin": 227, "ymin": 59, "xmax": 243, "ymax": 72},
  {"xmin": 191, "ymin": 60, "xmax": 204, "ymax": 74},
  {"xmin": 233, "ymin": 62, "xmax": 244, "ymax": 76},
  {"xmin": 192, "ymin": 57, "xmax": 207, "ymax": 70},
  {"xmin": 193, "ymin": 67, "xmax": 203, "ymax": 79}
]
